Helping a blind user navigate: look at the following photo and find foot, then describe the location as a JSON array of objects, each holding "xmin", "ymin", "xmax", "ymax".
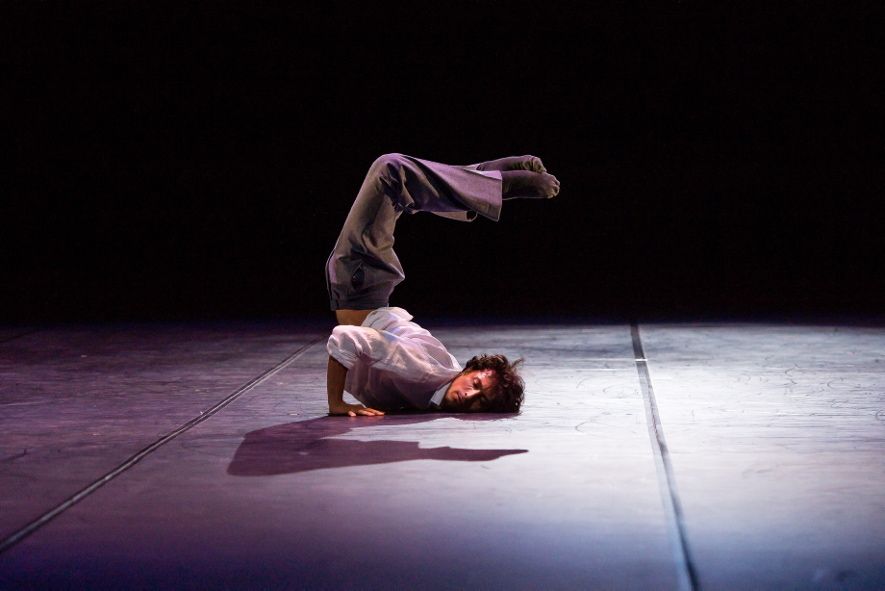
[
  {"xmin": 476, "ymin": 155, "xmax": 547, "ymax": 174},
  {"xmin": 501, "ymin": 170, "xmax": 560, "ymax": 200}
]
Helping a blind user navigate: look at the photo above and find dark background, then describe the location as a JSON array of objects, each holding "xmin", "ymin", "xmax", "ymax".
[{"xmin": 4, "ymin": 3, "xmax": 883, "ymax": 323}]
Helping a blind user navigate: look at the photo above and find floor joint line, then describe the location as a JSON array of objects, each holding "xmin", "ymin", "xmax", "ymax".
[
  {"xmin": 0, "ymin": 329, "xmax": 39, "ymax": 345},
  {"xmin": 0, "ymin": 335, "xmax": 324, "ymax": 555},
  {"xmin": 631, "ymin": 322, "xmax": 700, "ymax": 591}
]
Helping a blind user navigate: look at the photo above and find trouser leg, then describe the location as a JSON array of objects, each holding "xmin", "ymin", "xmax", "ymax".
[
  {"xmin": 326, "ymin": 157, "xmax": 404, "ymax": 311},
  {"xmin": 326, "ymin": 153, "xmax": 502, "ymax": 310}
]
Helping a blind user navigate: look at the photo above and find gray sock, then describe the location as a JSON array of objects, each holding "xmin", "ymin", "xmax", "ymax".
[
  {"xmin": 501, "ymin": 170, "xmax": 560, "ymax": 200},
  {"xmin": 476, "ymin": 155, "xmax": 547, "ymax": 173}
]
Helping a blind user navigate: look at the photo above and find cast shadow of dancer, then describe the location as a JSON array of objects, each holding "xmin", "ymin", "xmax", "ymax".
[{"xmin": 227, "ymin": 413, "xmax": 528, "ymax": 477}]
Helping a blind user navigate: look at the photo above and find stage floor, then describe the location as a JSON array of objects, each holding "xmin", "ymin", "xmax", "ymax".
[{"xmin": 1, "ymin": 319, "xmax": 883, "ymax": 590}]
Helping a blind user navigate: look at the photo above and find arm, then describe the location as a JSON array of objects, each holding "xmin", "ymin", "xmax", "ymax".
[{"xmin": 326, "ymin": 355, "xmax": 384, "ymax": 417}]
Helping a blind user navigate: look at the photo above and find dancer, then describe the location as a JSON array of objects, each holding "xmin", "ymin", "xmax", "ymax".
[{"xmin": 325, "ymin": 153, "xmax": 559, "ymax": 416}]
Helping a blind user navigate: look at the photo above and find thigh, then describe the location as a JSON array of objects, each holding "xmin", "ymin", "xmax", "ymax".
[{"xmin": 326, "ymin": 181, "xmax": 405, "ymax": 311}]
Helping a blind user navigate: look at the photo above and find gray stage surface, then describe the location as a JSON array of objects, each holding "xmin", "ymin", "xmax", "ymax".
[{"xmin": 1, "ymin": 319, "xmax": 883, "ymax": 590}]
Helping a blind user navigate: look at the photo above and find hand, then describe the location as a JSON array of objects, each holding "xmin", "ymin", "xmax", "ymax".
[{"xmin": 328, "ymin": 401, "xmax": 385, "ymax": 417}]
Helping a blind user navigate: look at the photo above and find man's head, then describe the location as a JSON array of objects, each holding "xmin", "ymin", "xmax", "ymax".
[{"xmin": 441, "ymin": 354, "xmax": 525, "ymax": 413}]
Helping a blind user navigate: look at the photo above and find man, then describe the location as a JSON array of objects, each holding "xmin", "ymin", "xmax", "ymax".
[{"xmin": 325, "ymin": 153, "xmax": 559, "ymax": 416}]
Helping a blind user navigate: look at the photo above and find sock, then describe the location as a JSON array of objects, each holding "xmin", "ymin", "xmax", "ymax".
[
  {"xmin": 476, "ymin": 155, "xmax": 547, "ymax": 173},
  {"xmin": 501, "ymin": 170, "xmax": 560, "ymax": 200}
]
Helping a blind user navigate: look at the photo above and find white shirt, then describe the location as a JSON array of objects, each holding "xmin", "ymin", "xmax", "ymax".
[{"xmin": 326, "ymin": 307, "xmax": 461, "ymax": 410}]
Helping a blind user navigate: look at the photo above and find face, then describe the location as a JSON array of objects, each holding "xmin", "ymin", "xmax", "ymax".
[{"xmin": 441, "ymin": 369, "xmax": 498, "ymax": 412}]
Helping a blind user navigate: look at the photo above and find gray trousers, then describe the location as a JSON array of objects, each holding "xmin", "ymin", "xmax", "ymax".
[{"xmin": 326, "ymin": 153, "xmax": 503, "ymax": 310}]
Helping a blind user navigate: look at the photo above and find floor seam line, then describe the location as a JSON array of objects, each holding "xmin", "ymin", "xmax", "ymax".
[
  {"xmin": 0, "ymin": 329, "xmax": 40, "ymax": 344},
  {"xmin": 0, "ymin": 335, "xmax": 324, "ymax": 555},
  {"xmin": 630, "ymin": 322, "xmax": 700, "ymax": 591}
]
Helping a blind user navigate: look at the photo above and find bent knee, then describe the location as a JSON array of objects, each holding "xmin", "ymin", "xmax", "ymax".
[{"xmin": 369, "ymin": 153, "xmax": 407, "ymax": 176}]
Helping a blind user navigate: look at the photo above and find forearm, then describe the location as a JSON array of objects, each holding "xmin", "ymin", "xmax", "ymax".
[{"xmin": 327, "ymin": 355, "xmax": 348, "ymax": 411}]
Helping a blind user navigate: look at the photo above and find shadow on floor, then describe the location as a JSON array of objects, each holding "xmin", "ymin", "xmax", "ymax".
[{"xmin": 228, "ymin": 414, "xmax": 527, "ymax": 476}]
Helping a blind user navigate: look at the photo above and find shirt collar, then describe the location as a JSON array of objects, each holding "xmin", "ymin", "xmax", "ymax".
[{"xmin": 429, "ymin": 379, "xmax": 452, "ymax": 409}]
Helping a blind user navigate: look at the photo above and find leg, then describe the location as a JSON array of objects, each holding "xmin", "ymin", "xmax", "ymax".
[
  {"xmin": 472, "ymin": 155, "xmax": 548, "ymax": 173},
  {"xmin": 467, "ymin": 155, "xmax": 560, "ymax": 199},
  {"xmin": 500, "ymin": 169, "xmax": 560, "ymax": 200},
  {"xmin": 325, "ymin": 156, "xmax": 406, "ymax": 311},
  {"xmin": 326, "ymin": 153, "xmax": 505, "ymax": 311},
  {"xmin": 379, "ymin": 153, "xmax": 505, "ymax": 221}
]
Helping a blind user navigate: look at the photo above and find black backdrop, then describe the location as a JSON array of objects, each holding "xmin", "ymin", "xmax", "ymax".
[{"xmin": 5, "ymin": 3, "xmax": 883, "ymax": 322}]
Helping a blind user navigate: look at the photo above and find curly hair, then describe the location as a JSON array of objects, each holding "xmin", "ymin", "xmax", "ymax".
[{"xmin": 462, "ymin": 354, "xmax": 525, "ymax": 413}]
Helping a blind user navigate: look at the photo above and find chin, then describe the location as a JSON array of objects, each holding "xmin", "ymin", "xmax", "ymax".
[{"xmin": 441, "ymin": 397, "xmax": 460, "ymax": 411}]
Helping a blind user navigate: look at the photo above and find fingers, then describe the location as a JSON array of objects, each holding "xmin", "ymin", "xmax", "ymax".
[{"xmin": 347, "ymin": 407, "xmax": 385, "ymax": 417}]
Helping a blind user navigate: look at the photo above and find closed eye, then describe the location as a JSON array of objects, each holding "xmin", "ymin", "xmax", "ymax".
[{"xmin": 474, "ymin": 380, "xmax": 489, "ymax": 403}]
